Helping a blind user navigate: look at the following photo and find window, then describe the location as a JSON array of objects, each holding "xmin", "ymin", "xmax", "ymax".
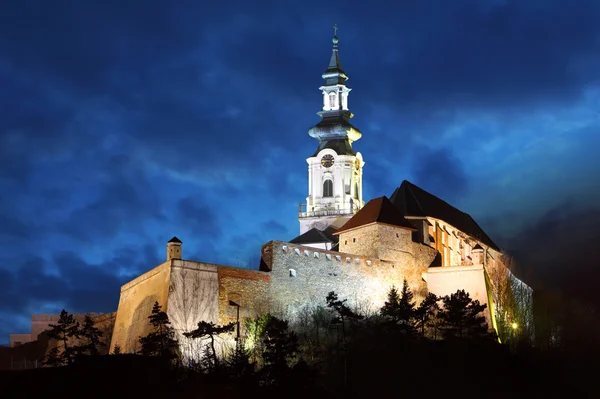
[
  {"xmin": 329, "ymin": 92, "xmax": 336, "ymax": 108},
  {"xmin": 354, "ymin": 182, "xmax": 359, "ymax": 198},
  {"xmin": 353, "ymin": 238, "xmax": 356, "ymax": 242},
  {"xmin": 323, "ymin": 179, "xmax": 333, "ymax": 197}
]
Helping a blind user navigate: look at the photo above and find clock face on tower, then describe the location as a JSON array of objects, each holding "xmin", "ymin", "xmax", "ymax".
[{"xmin": 321, "ymin": 154, "xmax": 335, "ymax": 168}]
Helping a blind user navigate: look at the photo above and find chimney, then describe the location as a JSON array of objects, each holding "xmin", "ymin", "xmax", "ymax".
[{"xmin": 167, "ymin": 236, "xmax": 182, "ymax": 261}]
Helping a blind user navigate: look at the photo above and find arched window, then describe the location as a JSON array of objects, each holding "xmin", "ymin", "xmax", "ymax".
[
  {"xmin": 354, "ymin": 182, "xmax": 359, "ymax": 199},
  {"xmin": 329, "ymin": 92, "xmax": 336, "ymax": 109},
  {"xmin": 323, "ymin": 179, "xmax": 333, "ymax": 197}
]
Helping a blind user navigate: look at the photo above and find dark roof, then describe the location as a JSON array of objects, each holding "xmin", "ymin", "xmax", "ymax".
[
  {"xmin": 312, "ymin": 139, "xmax": 356, "ymax": 157},
  {"xmin": 334, "ymin": 196, "xmax": 416, "ymax": 235},
  {"xmin": 323, "ymin": 35, "xmax": 348, "ymax": 85},
  {"xmin": 389, "ymin": 180, "xmax": 499, "ymax": 250},
  {"xmin": 290, "ymin": 227, "xmax": 339, "ymax": 245},
  {"xmin": 168, "ymin": 236, "xmax": 182, "ymax": 244}
]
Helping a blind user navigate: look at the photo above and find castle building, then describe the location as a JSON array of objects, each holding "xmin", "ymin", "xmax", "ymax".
[
  {"xmin": 107, "ymin": 30, "xmax": 532, "ymax": 358},
  {"xmin": 8, "ymin": 29, "xmax": 533, "ymax": 359}
]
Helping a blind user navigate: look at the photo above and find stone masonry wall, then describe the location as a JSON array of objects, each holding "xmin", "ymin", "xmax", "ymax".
[
  {"xmin": 338, "ymin": 224, "xmax": 438, "ymax": 300},
  {"xmin": 110, "ymin": 261, "xmax": 172, "ymax": 354},
  {"xmin": 217, "ymin": 266, "xmax": 271, "ymax": 328},
  {"xmin": 167, "ymin": 260, "xmax": 219, "ymax": 362},
  {"xmin": 263, "ymin": 239, "xmax": 437, "ymax": 321}
]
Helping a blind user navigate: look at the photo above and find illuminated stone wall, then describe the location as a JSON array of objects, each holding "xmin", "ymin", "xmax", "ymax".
[
  {"xmin": 261, "ymin": 239, "xmax": 437, "ymax": 321},
  {"xmin": 110, "ymin": 259, "xmax": 270, "ymax": 360},
  {"xmin": 338, "ymin": 224, "xmax": 438, "ymax": 299},
  {"xmin": 110, "ymin": 262, "xmax": 172, "ymax": 353}
]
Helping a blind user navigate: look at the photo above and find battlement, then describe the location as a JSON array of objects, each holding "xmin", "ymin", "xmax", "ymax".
[{"xmin": 261, "ymin": 240, "xmax": 382, "ymax": 272}]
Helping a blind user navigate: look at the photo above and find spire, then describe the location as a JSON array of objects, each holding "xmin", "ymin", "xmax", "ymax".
[
  {"xmin": 307, "ymin": 24, "xmax": 362, "ymax": 153},
  {"xmin": 323, "ymin": 24, "xmax": 348, "ymax": 85}
]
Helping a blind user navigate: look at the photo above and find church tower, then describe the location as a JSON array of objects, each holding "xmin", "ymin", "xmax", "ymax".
[{"xmin": 298, "ymin": 26, "xmax": 365, "ymax": 234}]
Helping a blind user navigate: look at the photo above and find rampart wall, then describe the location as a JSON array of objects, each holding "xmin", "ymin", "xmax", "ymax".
[
  {"xmin": 261, "ymin": 239, "xmax": 436, "ymax": 321},
  {"xmin": 110, "ymin": 261, "xmax": 172, "ymax": 353}
]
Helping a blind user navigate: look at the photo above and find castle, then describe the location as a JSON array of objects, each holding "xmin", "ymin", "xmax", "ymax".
[{"xmin": 9, "ymin": 30, "xmax": 532, "ymax": 359}]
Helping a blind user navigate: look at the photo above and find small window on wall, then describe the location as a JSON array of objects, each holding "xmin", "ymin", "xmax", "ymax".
[
  {"xmin": 329, "ymin": 92, "xmax": 336, "ymax": 108},
  {"xmin": 323, "ymin": 179, "xmax": 333, "ymax": 197}
]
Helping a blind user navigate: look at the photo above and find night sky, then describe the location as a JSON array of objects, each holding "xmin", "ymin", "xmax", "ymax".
[{"xmin": 2, "ymin": 1, "xmax": 600, "ymax": 343}]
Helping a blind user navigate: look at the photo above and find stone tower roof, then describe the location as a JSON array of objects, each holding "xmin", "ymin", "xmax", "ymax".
[{"xmin": 333, "ymin": 196, "xmax": 416, "ymax": 235}]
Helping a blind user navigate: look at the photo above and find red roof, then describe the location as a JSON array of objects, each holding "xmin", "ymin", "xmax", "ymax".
[{"xmin": 333, "ymin": 196, "xmax": 416, "ymax": 235}]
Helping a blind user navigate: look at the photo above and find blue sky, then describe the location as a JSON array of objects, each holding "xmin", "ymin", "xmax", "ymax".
[{"xmin": 1, "ymin": 0, "xmax": 600, "ymax": 343}]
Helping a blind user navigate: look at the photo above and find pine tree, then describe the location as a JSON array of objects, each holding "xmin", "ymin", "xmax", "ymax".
[
  {"xmin": 415, "ymin": 292, "xmax": 440, "ymax": 337},
  {"xmin": 261, "ymin": 315, "xmax": 299, "ymax": 384},
  {"xmin": 45, "ymin": 310, "xmax": 80, "ymax": 366},
  {"xmin": 183, "ymin": 320, "xmax": 235, "ymax": 370},
  {"xmin": 262, "ymin": 316, "xmax": 298, "ymax": 369},
  {"xmin": 76, "ymin": 314, "xmax": 103, "ymax": 356},
  {"xmin": 42, "ymin": 347, "xmax": 63, "ymax": 367},
  {"xmin": 381, "ymin": 280, "xmax": 416, "ymax": 334},
  {"xmin": 381, "ymin": 286, "xmax": 401, "ymax": 319},
  {"xmin": 112, "ymin": 345, "xmax": 121, "ymax": 355},
  {"xmin": 439, "ymin": 289, "xmax": 489, "ymax": 339},
  {"xmin": 138, "ymin": 301, "xmax": 178, "ymax": 358}
]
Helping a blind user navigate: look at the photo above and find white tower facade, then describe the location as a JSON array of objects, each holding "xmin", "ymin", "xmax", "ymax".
[{"xmin": 298, "ymin": 29, "xmax": 365, "ymax": 234}]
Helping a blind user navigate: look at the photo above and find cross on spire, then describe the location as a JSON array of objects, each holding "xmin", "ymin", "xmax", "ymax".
[{"xmin": 333, "ymin": 24, "xmax": 338, "ymax": 36}]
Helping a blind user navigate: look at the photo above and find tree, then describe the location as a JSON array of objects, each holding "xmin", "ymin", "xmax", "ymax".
[
  {"xmin": 245, "ymin": 314, "xmax": 270, "ymax": 366},
  {"xmin": 439, "ymin": 290, "xmax": 489, "ymax": 339},
  {"xmin": 138, "ymin": 301, "xmax": 178, "ymax": 358},
  {"xmin": 415, "ymin": 292, "xmax": 440, "ymax": 338},
  {"xmin": 261, "ymin": 315, "xmax": 299, "ymax": 384},
  {"xmin": 45, "ymin": 310, "xmax": 80, "ymax": 366},
  {"xmin": 326, "ymin": 291, "xmax": 363, "ymax": 346},
  {"xmin": 183, "ymin": 320, "xmax": 235, "ymax": 370},
  {"xmin": 76, "ymin": 314, "xmax": 103, "ymax": 356},
  {"xmin": 380, "ymin": 280, "xmax": 416, "ymax": 334},
  {"xmin": 43, "ymin": 347, "xmax": 63, "ymax": 367},
  {"xmin": 112, "ymin": 345, "xmax": 122, "ymax": 355},
  {"xmin": 262, "ymin": 316, "xmax": 298, "ymax": 369}
]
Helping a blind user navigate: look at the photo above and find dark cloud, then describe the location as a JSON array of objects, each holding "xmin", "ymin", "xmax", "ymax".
[
  {"xmin": 497, "ymin": 202, "xmax": 600, "ymax": 306},
  {"xmin": 410, "ymin": 147, "xmax": 468, "ymax": 203}
]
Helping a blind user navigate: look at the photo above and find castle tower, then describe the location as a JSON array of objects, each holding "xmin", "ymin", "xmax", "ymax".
[
  {"xmin": 167, "ymin": 236, "xmax": 182, "ymax": 261},
  {"xmin": 298, "ymin": 25, "xmax": 365, "ymax": 234}
]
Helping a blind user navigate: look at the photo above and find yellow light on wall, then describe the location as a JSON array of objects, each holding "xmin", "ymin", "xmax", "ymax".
[{"xmin": 511, "ymin": 322, "xmax": 518, "ymax": 330}]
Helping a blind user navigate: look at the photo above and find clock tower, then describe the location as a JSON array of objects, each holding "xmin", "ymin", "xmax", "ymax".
[{"xmin": 298, "ymin": 27, "xmax": 365, "ymax": 235}]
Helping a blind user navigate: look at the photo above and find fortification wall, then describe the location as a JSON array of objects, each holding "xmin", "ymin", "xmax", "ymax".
[
  {"xmin": 110, "ymin": 261, "xmax": 172, "ymax": 353},
  {"xmin": 339, "ymin": 224, "xmax": 438, "ymax": 300},
  {"xmin": 166, "ymin": 260, "xmax": 220, "ymax": 361},
  {"xmin": 217, "ymin": 266, "xmax": 270, "ymax": 328},
  {"xmin": 262, "ymin": 240, "xmax": 435, "ymax": 321}
]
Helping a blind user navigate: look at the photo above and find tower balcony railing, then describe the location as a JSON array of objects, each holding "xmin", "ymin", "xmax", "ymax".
[{"xmin": 298, "ymin": 203, "xmax": 358, "ymax": 218}]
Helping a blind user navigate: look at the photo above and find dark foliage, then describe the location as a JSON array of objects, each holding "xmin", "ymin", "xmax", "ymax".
[
  {"xmin": 439, "ymin": 289, "xmax": 492, "ymax": 340},
  {"xmin": 381, "ymin": 280, "xmax": 417, "ymax": 335},
  {"xmin": 76, "ymin": 314, "xmax": 104, "ymax": 356},
  {"xmin": 138, "ymin": 301, "xmax": 178, "ymax": 359},
  {"xmin": 183, "ymin": 320, "xmax": 235, "ymax": 370},
  {"xmin": 415, "ymin": 292, "xmax": 440, "ymax": 337},
  {"xmin": 43, "ymin": 310, "xmax": 80, "ymax": 366}
]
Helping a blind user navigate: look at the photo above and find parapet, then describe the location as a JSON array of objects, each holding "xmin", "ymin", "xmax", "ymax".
[{"xmin": 260, "ymin": 240, "xmax": 381, "ymax": 271}]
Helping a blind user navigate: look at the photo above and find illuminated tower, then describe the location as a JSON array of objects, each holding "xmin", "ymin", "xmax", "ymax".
[{"xmin": 298, "ymin": 26, "xmax": 365, "ymax": 234}]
